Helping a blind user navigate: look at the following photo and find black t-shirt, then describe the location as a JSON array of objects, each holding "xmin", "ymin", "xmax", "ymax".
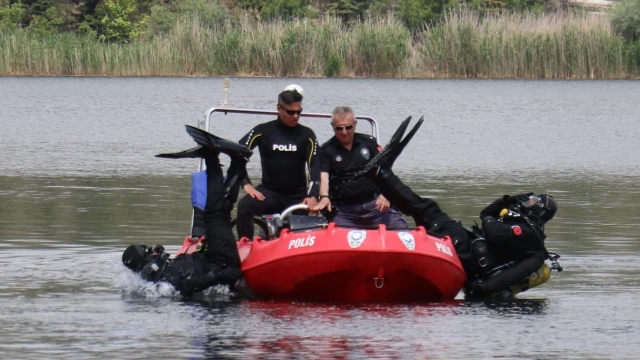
[
  {"xmin": 239, "ymin": 119, "xmax": 320, "ymax": 195},
  {"xmin": 321, "ymin": 133, "xmax": 381, "ymax": 205}
]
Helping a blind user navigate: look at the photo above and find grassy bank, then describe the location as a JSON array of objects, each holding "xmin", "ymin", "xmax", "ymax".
[{"xmin": 1, "ymin": 11, "xmax": 638, "ymax": 78}]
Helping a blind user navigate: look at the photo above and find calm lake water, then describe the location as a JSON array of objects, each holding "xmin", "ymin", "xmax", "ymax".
[{"xmin": 1, "ymin": 77, "xmax": 639, "ymax": 359}]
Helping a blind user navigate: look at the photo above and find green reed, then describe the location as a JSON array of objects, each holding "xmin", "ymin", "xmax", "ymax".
[
  {"xmin": 416, "ymin": 10, "xmax": 633, "ymax": 78},
  {"xmin": 0, "ymin": 11, "xmax": 637, "ymax": 78}
]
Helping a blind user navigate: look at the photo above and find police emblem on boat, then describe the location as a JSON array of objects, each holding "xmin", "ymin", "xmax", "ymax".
[
  {"xmin": 360, "ymin": 148, "xmax": 370, "ymax": 160},
  {"xmin": 335, "ymin": 155, "xmax": 342, "ymax": 162},
  {"xmin": 347, "ymin": 230, "xmax": 367, "ymax": 248},
  {"xmin": 398, "ymin": 232, "xmax": 415, "ymax": 251}
]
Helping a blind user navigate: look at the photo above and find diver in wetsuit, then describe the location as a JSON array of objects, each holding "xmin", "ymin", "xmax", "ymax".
[
  {"xmin": 344, "ymin": 116, "xmax": 558, "ymax": 296},
  {"xmin": 469, "ymin": 193, "xmax": 557, "ymax": 294},
  {"xmin": 236, "ymin": 85, "xmax": 320, "ymax": 240},
  {"xmin": 122, "ymin": 126, "xmax": 252, "ymax": 296}
]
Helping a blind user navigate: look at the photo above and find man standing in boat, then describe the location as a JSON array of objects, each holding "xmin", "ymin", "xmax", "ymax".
[
  {"xmin": 312, "ymin": 106, "xmax": 407, "ymax": 229},
  {"xmin": 236, "ymin": 85, "xmax": 320, "ymax": 240}
]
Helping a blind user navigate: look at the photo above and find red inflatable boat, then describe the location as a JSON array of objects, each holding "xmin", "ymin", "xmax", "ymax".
[
  {"xmin": 175, "ymin": 106, "xmax": 466, "ymax": 302},
  {"xmin": 239, "ymin": 228, "xmax": 465, "ymax": 302},
  {"xmin": 179, "ymin": 204, "xmax": 466, "ymax": 302}
]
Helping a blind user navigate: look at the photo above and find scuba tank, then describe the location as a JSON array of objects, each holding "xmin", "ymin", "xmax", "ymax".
[
  {"xmin": 509, "ymin": 262, "xmax": 551, "ymax": 295},
  {"xmin": 495, "ymin": 252, "xmax": 562, "ymax": 298}
]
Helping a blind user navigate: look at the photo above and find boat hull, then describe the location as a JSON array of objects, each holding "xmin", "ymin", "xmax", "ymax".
[{"xmin": 238, "ymin": 223, "xmax": 466, "ymax": 302}]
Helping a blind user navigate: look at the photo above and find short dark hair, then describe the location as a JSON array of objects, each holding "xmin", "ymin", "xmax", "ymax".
[{"xmin": 278, "ymin": 90, "xmax": 303, "ymax": 105}]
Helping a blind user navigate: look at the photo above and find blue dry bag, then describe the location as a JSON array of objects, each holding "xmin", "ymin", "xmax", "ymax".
[{"xmin": 191, "ymin": 171, "xmax": 208, "ymax": 210}]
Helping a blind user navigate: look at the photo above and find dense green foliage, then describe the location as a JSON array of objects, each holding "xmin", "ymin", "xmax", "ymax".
[
  {"xmin": 611, "ymin": 0, "xmax": 640, "ymax": 42},
  {"xmin": 1, "ymin": 0, "xmax": 551, "ymax": 38},
  {"xmin": 1, "ymin": 0, "xmax": 639, "ymax": 78}
]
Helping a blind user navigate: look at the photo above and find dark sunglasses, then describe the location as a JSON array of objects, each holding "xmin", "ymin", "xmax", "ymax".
[
  {"xmin": 334, "ymin": 125, "xmax": 354, "ymax": 131},
  {"xmin": 281, "ymin": 107, "xmax": 303, "ymax": 116}
]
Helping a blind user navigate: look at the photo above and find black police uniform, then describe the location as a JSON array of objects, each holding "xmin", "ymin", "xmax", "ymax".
[
  {"xmin": 237, "ymin": 119, "xmax": 320, "ymax": 239},
  {"xmin": 320, "ymin": 133, "xmax": 380, "ymax": 206}
]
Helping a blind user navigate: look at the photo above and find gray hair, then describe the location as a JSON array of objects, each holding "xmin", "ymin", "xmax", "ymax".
[{"xmin": 331, "ymin": 106, "xmax": 356, "ymax": 124}]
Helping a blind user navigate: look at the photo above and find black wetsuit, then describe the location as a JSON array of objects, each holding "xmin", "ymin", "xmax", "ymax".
[
  {"xmin": 472, "ymin": 196, "xmax": 548, "ymax": 292},
  {"xmin": 123, "ymin": 126, "xmax": 252, "ymax": 297},
  {"xmin": 369, "ymin": 171, "xmax": 549, "ymax": 294},
  {"xmin": 480, "ymin": 196, "xmax": 547, "ymax": 265},
  {"xmin": 237, "ymin": 119, "xmax": 320, "ymax": 239},
  {"xmin": 155, "ymin": 253, "xmax": 239, "ymax": 297}
]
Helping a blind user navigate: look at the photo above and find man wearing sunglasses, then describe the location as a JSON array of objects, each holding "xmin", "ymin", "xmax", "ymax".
[
  {"xmin": 312, "ymin": 106, "xmax": 407, "ymax": 229},
  {"xmin": 237, "ymin": 85, "xmax": 320, "ymax": 240}
]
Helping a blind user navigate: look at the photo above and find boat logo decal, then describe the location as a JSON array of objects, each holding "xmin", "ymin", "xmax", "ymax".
[
  {"xmin": 347, "ymin": 230, "xmax": 366, "ymax": 248},
  {"xmin": 435, "ymin": 242, "xmax": 453, "ymax": 257},
  {"xmin": 288, "ymin": 235, "xmax": 315, "ymax": 250},
  {"xmin": 398, "ymin": 232, "xmax": 415, "ymax": 251},
  {"xmin": 335, "ymin": 155, "xmax": 342, "ymax": 162},
  {"xmin": 360, "ymin": 148, "xmax": 370, "ymax": 160}
]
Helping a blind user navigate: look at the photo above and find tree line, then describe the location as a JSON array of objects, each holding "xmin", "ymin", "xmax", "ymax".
[{"xmin": 1, "ymin": 0, "xmax": 587, "ymax": 42}]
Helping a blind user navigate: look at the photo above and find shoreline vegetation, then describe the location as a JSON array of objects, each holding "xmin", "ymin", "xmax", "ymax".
[{"xmin": 2, "ymin": 10, "xmax": 640, "ymax": 79}]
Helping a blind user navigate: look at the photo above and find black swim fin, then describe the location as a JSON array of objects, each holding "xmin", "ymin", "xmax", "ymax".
[
  {"xmin": 358, "ymin": 116, "xmax": 424, "ymax": 177},
  {"xmin": 387, "ymin": 116, "xmax": 412, "ymax": 149},
  {"xmin": 185, "ymin": 125, "xmax": 253, "ymax": 160},
  {"xmin": 156, "ymin": 145, "xmax": 206, "ymax": 159}
]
